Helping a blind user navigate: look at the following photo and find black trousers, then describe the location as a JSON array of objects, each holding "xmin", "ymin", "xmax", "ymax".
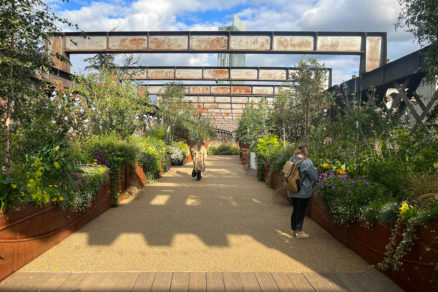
[
  {"xmin": 196, "ymin": 170, "xmax": 202, "ymax": 180},
  {"xmin": 291, "ymin": 197, "xmax": 310, "ymax": 232}
]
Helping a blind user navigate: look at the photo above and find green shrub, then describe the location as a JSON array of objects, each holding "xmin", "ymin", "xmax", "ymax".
[
  {"xmin": 317, "ymin": 175, "xmax": 389, "ymax": 226},
  {"xmin": 131, "ymin": 136, "xmax": 166, "ymax": 181},
  {"xmin": 208, "ymin": 143, "xmax": 240, "ymax": 155},
  {"xmin": 169, "ymin": 143, "xmax": 184, "ymax": 165},
  {"xmin": 82, "ymin": 135, "xmax": 138, "ymax": 205},
  {"xmin": 176, "ymin": 141, "xmax": 190, "ymax": 163}
]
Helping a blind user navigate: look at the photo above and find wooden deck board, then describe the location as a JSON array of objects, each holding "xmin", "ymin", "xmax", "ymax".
[
  {"xmin": 0, "ymin": 271, "xmax": 404, "ymax": 292},
  {"xmin": 207, "ymin": 272, "xmax": 225, "ymax": 292},
  {"xmin": 255, "ymin": 272, "xmax": 279, "ymax": 291},
  {"xmin": 223, "ymin": 272, "xmax": 243, "ymax": 292},
  {"xmin": 334, "ymin": 273, "xmax": 367, "ymax": 292},
  {"xmin": 271, "ymin": 272, "xmax": 297, "ymax": 292},
  {"xmin": 132, "ymin": 272, "xmax": 156, "ymax": 291},
  {"xmin": 113, "ymin": 272, "xmax": 140, "ymax": 292},
  {"xmin": 303, "ymin": 272, "xmax": 333, "ymax": 291},
  {"xmin": 171, "ymin": 272, "xmax": 190, "ymax": 292},
  {"xmin": 151, "ymin": 272, "xmax": 173, "ymax": 291},
  {"xmin": 188, "ymin": 272, "xmax": 206, "ymax": 292},
  {"xmin": 240, "ymin": 272, "xmax": 261, "ymax": 292},
  {"xmin": 286, "ymin": 273, "xmax": 314, "ymax": 291},
  {"xmin": 56, "ymin": 272, "xmax": 88, "ymax": 291},
  {"xmin": 319, "ymin": 273, "xmax": 349, "ymax": 292}
]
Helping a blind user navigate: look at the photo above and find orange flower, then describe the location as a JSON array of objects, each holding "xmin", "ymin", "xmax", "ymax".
[{"xmin": 322, "ymin": 163, "xmax": 329, "ymax": 168}]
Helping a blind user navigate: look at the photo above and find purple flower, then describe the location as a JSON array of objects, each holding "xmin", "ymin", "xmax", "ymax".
[
  {"xmin": 393, "ymin": 141, "xmax": 399, "ymax": 153},
  {"xmin": 374, "ymin": 139, "xmax": 381, "ymax": 154},
  {"xmin": 332, "ymin": 186, "xmax": 335, "ymax": 190}
]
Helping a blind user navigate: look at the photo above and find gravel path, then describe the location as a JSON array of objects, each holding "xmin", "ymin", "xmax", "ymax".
[{"xmin": 21, "ymin": 155, "xmax": 377, "ymax": 273}]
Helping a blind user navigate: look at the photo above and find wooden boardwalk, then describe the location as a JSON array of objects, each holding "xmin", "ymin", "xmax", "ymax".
[{"xmin": 0, "ymin": 271, "xmax": 402, "ymax": 291}]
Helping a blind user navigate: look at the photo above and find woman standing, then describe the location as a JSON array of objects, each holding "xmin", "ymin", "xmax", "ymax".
[
  {"xmin": 192, "ymin": 140, "xmax": 207, "ymax": 181},
  {"xmin": 288, "ymin": 143, "xmax": 318, "ymax": 238}
]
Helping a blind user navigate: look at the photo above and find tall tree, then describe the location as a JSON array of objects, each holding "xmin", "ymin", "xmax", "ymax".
[
  {"xmin": 291, "ymin": 57, "xmax": 332, "ymax": 140},
  {"xmin": 0, "ymin": 0, "xmax": 77, "ymax": 169},
  {"xmin": 397, "ymin": 0, "xmax": 438, "ymax": 78},
  {"xmin": 157, "ymin": 83, "xmax": 195, "ymax": 143}
]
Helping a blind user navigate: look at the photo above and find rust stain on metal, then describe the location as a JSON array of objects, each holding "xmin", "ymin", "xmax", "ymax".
[
  {"xmin": 230, "ymin": 69, "xmax": 257, "ymax": 80},
  {"xmin": 138, "ymin": 88, "xmax": 147, "ymax": 95},
  {"xmin": 175, "ymin": 69, "xmax": 202, "ymax": 79},
  {"xmin": 196, "ymin": 104, "xmax": 203, "ymax": 109},
  {"xmin": 253, "ymin": 87, "xmax": 274, "ymax": 95},
  {"xmin": 149, "ymin": 36, "xmax": 188, "ymax": 50},
  {"xmin": 148, "ymin": 69, "xmax": 175, "ymax": 79},
  {"xmin": 230, "ymin": 36, "xmax": 270, "ymax": 51},
  {"xmin": 259, "ymin": 70, "xmax": 286, "ymax": 80},
  {"xmin": 190, "ymin": 35, "xmax": 227, "ymax": 50},
  {"xmin": 366, "ymin": 36, "xmax": 382, "ymax": 72},
  {"xmin": 109, "ymin": 37, "xmax": 148, "ymax": 50},
  {"xmin": 204, "ymin": 69, "xmax": 229, "ymax": 80},
  {"xmin": 211, "ymin": 86, "xmax": 231, "ymax": 94},
  {"xmin": 273, "ymin": 36, "xmax": 313, "ymax": 51},
  {"xmin": 232, "ymin": 86, "xmax": 251, "ymax": 95},
  {"xmin": 190, "ymin": 86, "xmax": 210, "ymax": 95},
  {"xmin": 317, "ymin": 36, "xmax": 361, "ymax": 52}
]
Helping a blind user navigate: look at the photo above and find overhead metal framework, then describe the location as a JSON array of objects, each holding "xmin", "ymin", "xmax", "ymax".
[
  {"xmin": 140, "ymin": 84, "xmax": 293, "ymax": 96},
  {"xmin": 50, "ymin": 31, "xmax": 387, "ymax": 74},
  {"xmin": 329, "ymin": 47, "xmax": 437, "ymax": 133},
  {"xmin": 119, "ymin": 66, "xmax": 332, "ymax": 87}
]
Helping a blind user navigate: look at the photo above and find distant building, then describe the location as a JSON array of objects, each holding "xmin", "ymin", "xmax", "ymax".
[{"xmin": 218, "ymin": 15, "xmax": 246, "ymax": 84}]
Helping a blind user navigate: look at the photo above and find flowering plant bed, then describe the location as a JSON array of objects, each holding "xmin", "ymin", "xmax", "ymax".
[
  {"xmin": 0, "ymin": 163, "xmax": 148, "ymax": 282},
  {"xmin": 0, "ymin": 179, "xmax": 111, "ymax": 282},
  {"xmin": 309, "ymin": 194, "xmax": 438, "ymax": 292}
]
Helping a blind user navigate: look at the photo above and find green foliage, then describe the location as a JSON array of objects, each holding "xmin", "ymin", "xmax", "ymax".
[
  {"xmin": 0, "ymin": 0, "xmax": 77, "ymax": 166},
  {"xmin": 317, "ymin": 176, "xmax": 389, "ymax": 226},
  {"xmin": 157, "ymin": 83, "xmax": 195, "ymax": 143},
  {"xmin": 81, "ymin": 135, "xmax": 138, "ymax": 205},
  {"xmin": 397, "ymin": 0, "xmax": 438, "ymax": 79},
  {"xmin": 73, "ymin": 69, "xmax": 152, "ymax": 139},
  {"xmin": 132, "ymin": 136, "xmax": 167, "ymax": 181},
  {"xmin": 187, "ymin": 113, "xmax": 217, "ymax": 143},
  {"xmin": 208, "ymin": 143, "xmax": 240, "ymax": 155},
  {"xmin": 168, "ymin": 142, "xmax": 190, "ymax": 165},
  {"xmin": 290, "ymin": 57, "xmax": 333, "ymax": 139},
  {"xmin": 235, "ymin": 99, "xmax": 270, "ymax": 146}
]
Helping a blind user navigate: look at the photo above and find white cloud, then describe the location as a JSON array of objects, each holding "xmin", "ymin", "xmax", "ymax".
[{"xmin": 61, "ymin": 0, "xmax": 424, "ymax": 86}]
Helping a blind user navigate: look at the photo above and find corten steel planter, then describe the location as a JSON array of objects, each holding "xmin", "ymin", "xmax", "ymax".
[
  {"xmin": 134, "ymin": 163, "xmax": 147, "ymax": 187},
  {"xmin": 309, "ymin": 195, "xmax": 438, "ymax": 292},
  {"xmin": 0, "ymin": 180, "xmax": 111, "ymax": 282},
  {"xmin": 240, "ymin": 147, "xmax": 249, "ymax": 164},
  {"xmin": 308, "ymin": 194, "xmax": 349, "ymax": 245}
]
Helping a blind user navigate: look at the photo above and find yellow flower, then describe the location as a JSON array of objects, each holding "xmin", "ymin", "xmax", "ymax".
[
  {"xmin": 337, "ymin": 169, "xmax": 343, "ymax": 174},
  {"xmin": 59, "ymin": 197, "xmax": 64, "ymax": 201},
  {"xmin": 93, "ymin": 162, "xmax": 97, "ymax": 165},
  {"xmin": 399, "ymin": 202, "xmax": 410, "ymax": 215},
  {"xmin": 53, "ymin": 162, "xmax": 60, "ymax": 169},
  {"xmin": 55, "ymin": 145, "xmax": 60, "ymax": 151},
  {"xmin": 322, "ymin": 163, "xmax": 329, "ymax": 168},
  {"xmin": 43, "ymin": 191, "xmax": 47, "ymax": 194},
  {"xmin": 49, "ymin": 185, "xmax": 53, "ymax": 187},
  {"xmin": 54, "ymin": 185, "xmax": 58, "ymax": 188},
  {"xmin": 99, "ymin": 168, "xmax": 104, "ymax": 173},
  {"xmin": 52, "ymin": 198, "xmax": 57, "ymax": 202}
]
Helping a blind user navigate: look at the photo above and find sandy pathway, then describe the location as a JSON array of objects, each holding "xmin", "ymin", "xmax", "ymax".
[{"xmin": 21, "ymin": 155, "xmax": 376, "ymax": 273}]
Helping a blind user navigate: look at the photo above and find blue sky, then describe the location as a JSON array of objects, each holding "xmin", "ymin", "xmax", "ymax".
[{"xmin": 50, "ymin": 0, "xmax": 422, "ymax": 85}]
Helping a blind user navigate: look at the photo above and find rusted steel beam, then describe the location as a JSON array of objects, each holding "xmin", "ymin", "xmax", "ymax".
[
  {"xmin": 141, "ymin": 84, "xmax": 292, "ymax": 96},
  {"xmin": 119, "ymin": 66, "xmax": 332, "ymax": 88},
  {"xmin": 49, "ymin": 31, "xmax": 386, "ymax": 74}
]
